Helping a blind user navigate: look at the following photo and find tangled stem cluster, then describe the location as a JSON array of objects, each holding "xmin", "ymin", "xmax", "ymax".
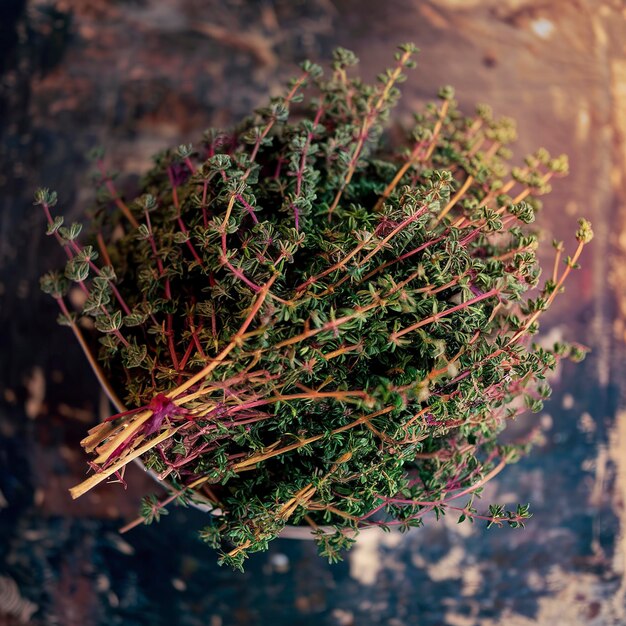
[{"xmin": 39, "ymin": 44, "xmax": 591, "ymax": 569}]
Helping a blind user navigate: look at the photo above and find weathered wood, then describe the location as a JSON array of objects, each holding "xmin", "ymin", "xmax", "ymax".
[{"xmin": 1, "ymin": 1, "xmax": 624, "ymax": 623}]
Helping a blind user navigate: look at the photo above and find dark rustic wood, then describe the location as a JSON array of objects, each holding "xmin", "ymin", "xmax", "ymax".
[{"xmin": 1, "ymin": 1, "xmax": 625, "ymax": 624}]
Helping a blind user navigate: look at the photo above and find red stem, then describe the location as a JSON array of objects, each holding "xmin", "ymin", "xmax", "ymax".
[
  {"xmin": 168, "ymin": 167, "xmax": 205, "ymax": 268},
  {"xmin": 69, "ymin": 240, "xmax": 131, "ymax": 315},
  {"xmin": 290, "ymin": 104, "xmax": 325, "ymax": 231},
  {"xmin": 166, "ymin": 314, "xmax": 180, "ymax": 370},
  {"xmin": 201, "ymin": 180, "xmax": 209, "ymax": 228},
  {"xmin": 235, "ymin": 194, "xmax": 259, "ymax": 224},
  {"xmin": 220, "ymin": 232, "xmax": 261, "ymax": 292},
  {"xmin": 391, "ymin": 288, "xmax": 500, "ymax": 341}
]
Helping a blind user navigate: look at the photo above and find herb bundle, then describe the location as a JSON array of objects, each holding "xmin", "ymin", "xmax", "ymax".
[{"xmin": 39, "ymin": 44, "xmax": 592, "ymax": 569}]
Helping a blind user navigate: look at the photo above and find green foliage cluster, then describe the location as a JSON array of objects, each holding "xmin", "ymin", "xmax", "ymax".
[{"xmin": 39, "ymin": 44, "xmax": 591, "ymax": 570}]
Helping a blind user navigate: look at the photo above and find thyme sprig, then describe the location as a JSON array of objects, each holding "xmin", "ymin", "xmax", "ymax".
[{"xmin": 39, "ymin": 44, "xmax": 591, "ymax": 570}]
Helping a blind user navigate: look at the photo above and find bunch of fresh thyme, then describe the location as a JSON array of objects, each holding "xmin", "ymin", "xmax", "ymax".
[{"xmin": 38, "ymin": 44, "xmax": 592, "ymax": 569}]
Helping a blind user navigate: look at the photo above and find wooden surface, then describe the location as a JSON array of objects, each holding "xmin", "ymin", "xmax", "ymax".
[{"xmin": 1, "ymin": 1, "xmax": 625, "ymax": 624}]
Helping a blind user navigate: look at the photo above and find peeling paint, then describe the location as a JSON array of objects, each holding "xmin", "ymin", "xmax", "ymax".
[
  {"xmin": 348, "ymin": 530, "xmax": 403, "ymax": 585},
  {"xmin": 608, "ymin": 60, "xmax": 626, "ymax": 343},
  {"xmin": 24, "ymin": 366, "xmax": 45, "ymax": 419},
  {"xmin": 530, "ymin": 18, "xmax": 555, "ymax": 39},
  {"xmin": 576, "ymin": 106, "xmax": 591, "ymax": 143},
  {"xmin": 426, "ymin": 545, "xmax": 465, "ymax": 582},
  {"xmin": 482, "ymin": 570, "xmax": 622, "ymax": 625},
  {"xmin": 608, "ymin": 411, "xmax": 626, "ymax": 616}
]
